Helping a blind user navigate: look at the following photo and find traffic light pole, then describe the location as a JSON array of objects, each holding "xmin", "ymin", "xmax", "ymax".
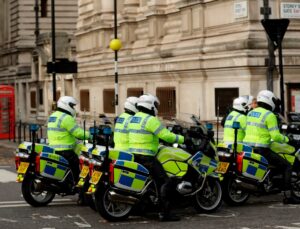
[{"xmin": 51, "ymin": 0, "xmax": 57, "ymax": 109}]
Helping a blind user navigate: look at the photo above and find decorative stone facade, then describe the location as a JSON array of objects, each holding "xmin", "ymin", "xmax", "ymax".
[{"xmin": 75, "ymin": 0, "xmax": 300, "ymax": 122}]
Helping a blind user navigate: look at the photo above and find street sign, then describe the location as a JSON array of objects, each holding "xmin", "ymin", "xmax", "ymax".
[
  {"xmin": 261, "ymin": 19, "xmax": 290, "ymax": 48},
  {"xmin": 47, "ymin": 59, "xmax": 78, "ymax": 74}
]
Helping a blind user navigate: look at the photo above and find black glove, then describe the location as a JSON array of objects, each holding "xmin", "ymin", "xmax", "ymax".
[{"xmin": 184, "ymin": 136, "xmax": 193, "ymax": 147}]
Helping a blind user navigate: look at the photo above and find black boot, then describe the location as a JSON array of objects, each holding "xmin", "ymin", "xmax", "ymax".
[{"xmin": 283, "ymin": 190, "xmax": 300, "ymax": 205}]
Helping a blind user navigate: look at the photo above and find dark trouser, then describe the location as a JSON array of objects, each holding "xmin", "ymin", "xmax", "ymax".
[
  {"xmin": 134, "ymin": 154, "xmax": 176, "ymax": 215},
  {"xmin": 55, "ymin": 150, "xmax": 80, "ymax": 182},
  {"xmin": 254, "ymin": 147, "xmax": 292, "ymax": 190}
]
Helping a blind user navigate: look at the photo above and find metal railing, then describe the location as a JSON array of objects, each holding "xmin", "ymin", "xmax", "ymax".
[{"xmin": 9, "ymin": 121, "xmax": 47, "ymax": 143}]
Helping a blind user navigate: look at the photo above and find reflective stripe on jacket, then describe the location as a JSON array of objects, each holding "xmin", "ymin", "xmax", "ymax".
[
  {"xmin": 128, "ymin": 112, "xmax": 184, "ymax": 156},
  {"xmin": 243, "ymin": 107, "xmax": 288, "ymax": 148},
  {"xmin": 47, "ymin": 111, "xmax": 89, "ymax": 151},
  {"xmin": 223, "ymin": 110, "xmax": 246, "ymax": 144},
  {"xmin": 113, "ymin": 112, "xmax": 132, "ymax": 151}
]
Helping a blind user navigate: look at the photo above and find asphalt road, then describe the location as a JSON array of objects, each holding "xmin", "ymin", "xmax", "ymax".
[{"xmin": 1, "ymin": 141, "xmax": 300, "ymax": 229}]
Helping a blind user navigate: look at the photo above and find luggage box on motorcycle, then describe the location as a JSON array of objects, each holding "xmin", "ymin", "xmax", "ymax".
[
  {"xmin": 112, "ymin": 160, "xmax": 149, "ymax": 193},
  {"xmin": 40, "ymin": 152, "xmax": 69, "ymax": 180},
  {"xmin": 240, "ymin": 151, "xmax": 268, "ymax": 181}
]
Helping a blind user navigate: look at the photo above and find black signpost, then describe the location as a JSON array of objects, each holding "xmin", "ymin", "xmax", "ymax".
[{"xmin": 261, "ymin": 19, "xmax": 290, "ymax": 116}]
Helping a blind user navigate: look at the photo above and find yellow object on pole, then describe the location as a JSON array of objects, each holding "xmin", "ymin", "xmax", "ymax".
[{"xmin": 110, "ymin": 39, "xmax": 122, "ymax": 51}]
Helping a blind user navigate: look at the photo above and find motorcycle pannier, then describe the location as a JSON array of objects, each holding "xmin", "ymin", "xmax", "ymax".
[
  {"xmin": 112, "ymin": 160, "xmax": 149, "ymax": 192},
  {"xmin": 40, "ymin": 152, "xmax": 69, "ymax": 180},
  {"xmin": 240, "ymin": 151, "xmax": 268, "ymax": 181}
]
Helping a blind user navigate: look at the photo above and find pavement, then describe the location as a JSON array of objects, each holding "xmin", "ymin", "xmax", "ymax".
[{"xmin": 0, "ymin": 140, "xmax": 19, "ymax": 165}]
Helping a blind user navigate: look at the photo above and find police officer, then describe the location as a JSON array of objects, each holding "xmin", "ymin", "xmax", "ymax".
[
  {"xmin": 243, "ymin": 90, "xmax": 297, "ymax": 204},
  {"xmin": 223, "ymin": 96, "xmax": 249, "ymax": 145},
  {"xmin": 47, "ymin": 96, "xmax": 90, "ymax": 182},
  {"xmin": 113, "ymin": 96, "xmax": 139, "ymax": 151},
  {"xmin": 128, "ymin": 93, "xmax": 184, "ymax": 221}
]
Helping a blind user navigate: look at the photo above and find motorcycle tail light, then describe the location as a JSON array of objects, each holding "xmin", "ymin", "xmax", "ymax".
[
  {"xmin": 89, "ymin": 163, "xmax": 94, "ymax": 176},
  {"xmin": 236, "ymin": 152, "xmax": 244, "ymax": 173},
  {"xmin": 15, "ymin": 155, "xmax": 20, "ymax": 170},
  {"xmin": 35, "ymin": 155, "xmax": 40, "ymax": 173},
  {"xmin": 109, "ymin": 162, "xmax": 114, "ymax": 184}
]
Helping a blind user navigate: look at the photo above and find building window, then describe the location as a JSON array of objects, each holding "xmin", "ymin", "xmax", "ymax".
[
  {"xmin": 80, "ymin": 90, "xmax": 90, "ymax": 112},
  {"xmin": 30, "ymin": 91, "xmax": 37, "ymax": 109},
  {"xmin": 287, "ymin": 83, "xmax": 300, "ymax": 112},
  {"xmin": 41, "ymin": 0, "xmax": 47, "ymax": 18},
  {"xmin": 127, "ymin": 88, "xmax": 143, "ymax": 97},
  {"xmin": 103, "ymin": 89, "xmax": 115, "ymax": 114},
  {"xmin": 39, "ymin": 88, "xmax": 43, "ymax": 105},
  {"xmin": 215, "ymin": 88, "xmax": 239, "ymax": 116},
  {"xmin": 156, "ymin": 87, "xmax": 176, "ymax": 118}
]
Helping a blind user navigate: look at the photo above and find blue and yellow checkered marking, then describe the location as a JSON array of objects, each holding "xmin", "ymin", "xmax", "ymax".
[
  {"xmin": 188, "ymin": 151, "xmax": 218, "ymax": 175},
  {"xmin": 228, "ymin": 143, "xmax": 253, "ymax": 154},
  {"xmin": 242, "ymin": 151, "xmax": 268, "ymax": 181},
  {"xmin": 113, "ymin": 160, "xmax": 149, "ymax": 192},
  {"xmin": 40, "ymin": 152, "xmax": 69, "ymax": 180}
]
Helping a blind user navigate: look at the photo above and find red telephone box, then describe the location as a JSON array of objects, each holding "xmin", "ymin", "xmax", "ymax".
[{"xmin": 0, "ymin": 85, "xmax": 15, "ymax": 139}]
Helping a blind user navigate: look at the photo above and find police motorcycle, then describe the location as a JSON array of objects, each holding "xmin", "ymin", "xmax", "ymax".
[
  {"xmin": 15, "ymin": 124, "xmax": 91, "ymax": 207},
  {"xmin": 217, "ymin": 121, "xmax": 300, "ymax": 206},
  {"xmin": 87, "ymin": 115, "xmax": 222, "ymax": 221}
]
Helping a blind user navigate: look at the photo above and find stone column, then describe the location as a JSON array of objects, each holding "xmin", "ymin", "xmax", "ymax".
[{"xmin": 122, "ymin": 0, "xmax": 139, "ymax": 20}]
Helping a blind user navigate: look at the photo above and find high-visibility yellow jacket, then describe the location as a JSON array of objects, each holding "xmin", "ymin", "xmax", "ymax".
[
  {"xmin": 113, "ymin": 112, "xmax": 132, "ymax": 151},
  {"xmin": 128, "ymin": 112, "xmax": 184, "ymax": 156},
  {"xmin": 223, "ymin": 110, "xmax": 247, "ymax": 144},
  {"xmin": 243, "ymin": 107, "xmax": 288, "ymax": 148},
  {"xmin": 47, "ymin": 111, "xmax": 89, "ymax": 151}
]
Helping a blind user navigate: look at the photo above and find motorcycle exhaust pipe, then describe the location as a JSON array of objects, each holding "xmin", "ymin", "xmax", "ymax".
[
  {"xmin": 235, "ymin": 179, "xmax": 258, "ymax": 192},
  {"xmin": 109, "ymin": 190, "xmax": 139, "ymax": 205}
]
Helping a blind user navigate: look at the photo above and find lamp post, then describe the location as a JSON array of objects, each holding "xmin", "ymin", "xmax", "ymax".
[
  {"xmin": 51, "ymin": 0, "xmax": 57, "ymax": 110},
  {"xmin": 110, "ymin": 0, "xmax": 122, "ymax": 116}
]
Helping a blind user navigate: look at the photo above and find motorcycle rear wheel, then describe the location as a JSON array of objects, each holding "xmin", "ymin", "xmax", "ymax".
[
  {"xmin": 95, "ymin": 185, "xmax": 132, "ymax": 222},
  {"xmin": 222, "ymin": 176, "xmax": 250, "ymax": 206},
  {"xmin": 22, "ymin": 176, "xmax": 55, "ymax": 207},
  {"xmin": 194, "ymin": 177, "xmax": 222, "ymax": 213}
]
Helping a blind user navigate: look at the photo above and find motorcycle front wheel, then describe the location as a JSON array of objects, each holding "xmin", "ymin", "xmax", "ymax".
[
  {"xmin": 222, "ymin": 176, "xmax": 250, "ymax": 206},
  {"xmin": 95, "ymin": 184, "xmax": 133, "ymax": 222},
  {"xmin": 22, "ymin": 176, "xmax": 55, "ymax": 207},
  {"xmin": 194, "ymin": 177, "xmax": 222, "ymax": 213}
]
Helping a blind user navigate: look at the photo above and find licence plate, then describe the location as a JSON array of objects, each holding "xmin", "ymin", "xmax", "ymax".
[
  {"xmin": 293, "ymin": 134, "xmax": 300, "ymax": 140},
  {"xmin": 215, "ymin": 162, "xmax": 230, "ymax": 174},
  {"xmin": 90, "ymin": 171, "xmax": 103, "ymax": 185},
  {"xmin": 17, "ymin": 162, "xmax": 30, "ymax": 174},
  {"xmin": 79, "ymin": 165, "xmax": 89, "ymax": 178}
]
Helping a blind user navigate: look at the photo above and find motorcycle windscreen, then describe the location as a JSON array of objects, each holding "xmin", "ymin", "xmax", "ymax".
[
  {"xmin": 241, "ymin": 152, "xmax": 268, "ymax": 181},
  {"xmin": 157, "ymin": 146, "xmax": 190, "ymax": 177},
  {"xmin": 113, "ymin": 160, "xmax": 149, "ymax": 192},
  {"xmin": 40, "ymin": 152, "xmax": 69, "ymax": 180},
  {"xmin": 188, "ymin": 151, "xmax": 218, "ymax": 175}
]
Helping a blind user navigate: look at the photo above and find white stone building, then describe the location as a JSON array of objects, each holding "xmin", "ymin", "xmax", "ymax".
[{"xmin": 1, "ymin": 0, "xmax": 300, "ymax": 128}]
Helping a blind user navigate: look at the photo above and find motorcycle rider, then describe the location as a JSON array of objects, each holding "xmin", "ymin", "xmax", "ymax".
[
  {"xmin": 128, "ymin": 93, "xmax": 184, "ymax": 221},
  {"xmin": 243, "ymin": 90, "xmax": 298, "ymax": 204},
  {"xmin": 47, "ymin": 96, "xmax": 90, "ymax": 184},
  {"xmin": 223, "ymin": 96, "xmax": 249, "ymax": 145},
  {"xmin": 113, "ymin": 96, "xmax": 139, "ymax": 151}
]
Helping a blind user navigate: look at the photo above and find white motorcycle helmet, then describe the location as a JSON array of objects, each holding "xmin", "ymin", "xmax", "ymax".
[
  {"xmin": 257, "ymin": 90, "xmax": 277, "ymax": 111},
  {"xmin": 57, "ymin": 96, "xmax": 78, "ymax": 117},
  {"xmin": 137, "ymin": 94, "xmax": 160, "ymax": 116},
  {"xmin": 124, "ymin": 96, "xmax": 139, "ymax": 114},
  {"xmin": 241, "ymin": 95, "xmax": 254, "ymax": 110},
  {"xmin": 233, "ymin": 96, "xmax": 249, "ymax": 113}
]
